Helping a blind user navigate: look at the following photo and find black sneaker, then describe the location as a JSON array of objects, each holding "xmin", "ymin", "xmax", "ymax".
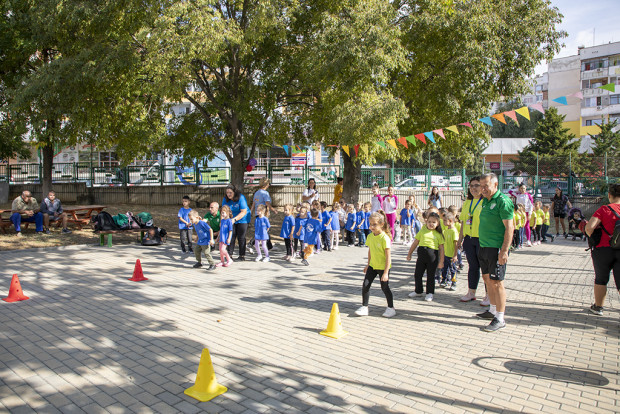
[
  {"xmin": 476, "ymin": 310, "xmax": 495, "ymax": 320},
  {"xmin": 589, "ymin": 304, "xmax": 603, "ymax": 316},
  {"xmin": 44, "ymin": 228, "xmax": 51, "ymax": 234},
  {"xmin": 206, "ymin": 264, "xmax": 217, "ymax": 271},
  {"xmin": 193, "ymin": 262, "xmax": 202, "ymax": 268},
  {"xmin": 484, "ymin": 317, "xmax": 506, "ymax": 332},
  {"xmin": 62, "ymin": 228, "xmax": 72, "ymax": 234},
  {"xmin": 233, "ymin": 256, "xmax": 245, "ymax": 262},
  {"xmin": 550, "ymin": 235, "xmax": 555, "ymax": 242},
  {"xmin": 301, "ymin": 259, "xmax": 309, "ymax": 266}
]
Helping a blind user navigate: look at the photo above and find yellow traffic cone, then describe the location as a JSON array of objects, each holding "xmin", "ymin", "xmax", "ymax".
[
  {"xmin": 184, "ymin": 348, "xmax": 228, "ymax": 402},
  {"xmin": 320, "ymin": 303, "xmax": 348, "ymax": 339}
]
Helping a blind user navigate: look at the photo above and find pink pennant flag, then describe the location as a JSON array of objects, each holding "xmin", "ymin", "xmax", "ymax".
[
  {"xmin": 433, "ymin": 129, "xmax": 445, "ymax": 140},
  {"xmin": 459, "ymin": 122, "xmax": 473, "ymax": 128},
  {"xmin": 529, "ymin": 103, "xmax": 545, "ymax": 114},
  {"xmin": 504, "ymin": 111, "xmax": 519, "ymax": 124},
  {"xmin": 569, "ymin": 92, "xmax": 584, "ymax": 100}
]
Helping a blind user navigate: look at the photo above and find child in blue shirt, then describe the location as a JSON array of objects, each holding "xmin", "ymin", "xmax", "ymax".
[
  {"xmin": 363, "ymin": 202, "xmax": 372, "ymax": 240},
  {"xmin": 400, "ymin": 200, "xmax": 413, "ymax": 244},
  {"xmin": 301, "ymin": 208, "xmax": 322, "ymax": 266},
  {"xmin": 280, "ymin": 204, "xmax": 296, "ymax": 262},
  {"xmin": 188, "ymin": 210, "xmax": 216, "ymax": 271},
  {"xmin": 178, "ymin": 195, "xmax": 193, "ymax": 253},
  {"xmin": 345, "ymin": 204, "xmax": 357, "ymax": 246},
  {"xmin": 320, "ymin": 201, "xmax": 332, "ymax": 252},
  {"xmin": 355, "ymin": 201, "xmax": 366, "ymax": 247},
  {"xmin": 294, "ymin": 206, "xmax": 309, "ymax": 258},
  {"xmin": 330, "ymin": 203, "xmax": 341, "ymax": 250},
  {"xmin": 254, "ymin": 205, "xmax": 271, "ymax": 262},
  {"xmin": 217, "ymin": 205, "xmax": 233, "ymax": 267}
]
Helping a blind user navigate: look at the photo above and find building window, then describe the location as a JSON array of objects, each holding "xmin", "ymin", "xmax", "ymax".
[
  {"xmin": 585, "ymin": 119, "xmax": 602, "ymax": 126},
  {"xmin": 611, "ymin": 95, "xmax": 620, "ymax": 105},
  {"xmin": 582, "ymin": 59, "xmax": 609, "ymax": 71},
  {"xmin": 609, "ymin": 55, "xmax": 620, "ymax": 67},
  {"xmin": 585, "ymin": 97, "xmax": 601, "ymax": 107},
  {"xmin": 321, "ymin": 146, "xmax": 334, "ymax": 164}
]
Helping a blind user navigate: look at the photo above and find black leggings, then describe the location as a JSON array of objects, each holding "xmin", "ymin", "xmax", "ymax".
[
  {"xmin": 227, "ymin": 223, "xmax": 248, "ymax": 258},
  {"xmin": 362, "ymin": 266, "xmax": 394, "ymax": 307},
  {"xmin": 414, "ymin": 246, "xmax": 439, "ymax": 294},
  {"xmin": 534, "ymin": 225, "xmax": 542, "ymax": 242},
  {"xmin": 512, "ymin": 229, "xmax": 520, "ymax": 248},
  {"xmin": 592, "ymin": 247, "xmax": 620, "ymax": 288},
  {"xmin": 345, "ymin": 230, "xmax": 355, "ymax": 245},
  {"xmin": 284, "ymin": 238, "xmax": 292, "ymax": 256},
  {"xmin": 463, "ymin": 236, "xmax": 481, "ymax": 290},
  {"xmin": 293, "ymin": 238, "xmax": 305, "ymax": 254}
]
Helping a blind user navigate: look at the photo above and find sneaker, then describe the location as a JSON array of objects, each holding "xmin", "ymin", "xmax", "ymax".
[
  {"xmin": 301, "ymin": 259, "xmax": 309, "ymax": 266},
  {"xmin": 484, "ymin": 317, "xmax": 506, "ymax": 332},
  {"xmin": 589, "ymin": 304, "xmax": 603, "ymax": 316},
  {"xmin": 193, "ymin": 262, "xmax": 202, "ymax": 268},
  {"xmin": 449, "ymin": 284, "xmax": 457, "ymax": 291},
  {"xmin": 255, "ymin": 256, "xmax": 263, "ymax": 262},
  {"xmin": 206, "ymin": 264, "xmax": 217, "ymax": 271},
  {"xmin": 425, "ymin": 293, "xmax": 433, "ymax": 302},
  {"xmin": 355, "ymin": 306, "xmax": 369, "ymax": 316},
  {"xmin": 233, "ymin": 256, "xmax": 245, "ymax": 262},
  {"xmin": 480, "ymin": 295, "xmax": 490, "ymax": 306},
  {"xmin": 460, "ymin": 292, "xmax": 476, "ymax": 302},
  {"xmin": 476, "ymin": 310, "xmax": 495, "ymax": 320},
  {"xmin": 440, "ymin": 281, "xmax": 447, "ymax": 288},
  {"xmin": 286, "ymin": 256, "xmax": 294, "ymax": 262},
  {"xmin": 556, "ymin": 232, "xmax": 560, "ymax": 236},
  {"xmin": 44, "ymin": 228, "xmax": 51, "ymax": 234},
  {"xmin": 407, "ymin": 291, "xmax": 423, "ymax": 298},
  {"xmin": 248, "ymin": 247, "xmax": 256, "ymax": 255},
  {"xmin": 382, "ymin": 307, "xmax": 396, "ymax": 318},
  {"xmin": 62, "ymin": 228, "xmax": 72, "ymax": 234},
  {"xmin": 216, "ymin": 262, "xmax": 225, "ymax": 267},
  {"xmin": 16, "ymin": 232, "xmax": 22, "ymax": 238},
  {"xmin": 263, "ymin": 257, "xmax": 270, "ymax": 262},
  {"xmin": 526, "ymin": 240, "xmax": 532, "ymax": 247},
  {"xmin": 332, "ymin": 246, "xmax": 338, "ymax": 250}
]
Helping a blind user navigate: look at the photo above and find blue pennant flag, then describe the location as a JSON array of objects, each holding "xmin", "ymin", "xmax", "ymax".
[
  {"xmin": 424, "ymin": 131, "xmax": 436, "ymax": 143},
  {"xmin": 479, "ymin": 117, "xmax": 493, "ymax": 126},
  {"xmin": 552, "ymin": 96, "xmax": 568, "ymax": 105},
  {"xmin": 282, "ymin": 145, "xmax": 289, "ymax": 155}
]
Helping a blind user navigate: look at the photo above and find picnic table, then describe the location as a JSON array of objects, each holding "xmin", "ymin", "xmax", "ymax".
[{"xmin": 62, "ymin": 205, "xmax": 107, "ymax": 230}]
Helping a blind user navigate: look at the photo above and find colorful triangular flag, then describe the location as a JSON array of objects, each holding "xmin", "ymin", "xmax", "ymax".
[
  {"xmin": 529, "ymin": 103, "xmax": 545, "ymax": 114},
  {"xmin": 405, "ymin": 135, "xmax": 417, "ymax": 146},
  {"xmin": 515, "ymin": 106, "xmax": 531, "ymax": 121},
  {"xmin": 492, "ymin": 113, "xmax": 507, "ymax": 124},
  {"xmin": 354, "ymin": 144, "xmax": 360, "ymax": 156},
  {"xmin": 377, "ymin": 141, "xmax": 386, "ymax": 149},
  {"xmin": 459, "ymin": 122, "xmax": 473, "ymax": 128},
  {"xmin": 504, "ymin": 111, "xmax": 519, "ymax": 126},
  {"xmin": 282, "ymin": 145, "xmax": 289, "ymax": 155},
  {"xmin": 386, "ymin": 139, "xmax": 398, "ymax": 149},
  {"xmin": 433, "ymin": 129, "xmax": 445, "ymax": 140},
  {"xmin": 478, "ymin": 117, "xmax": 493, "ymax": 126},
  {"xmin": 445, "ymin": 125, "xmax": 459, "ymax": 134},
  {"xmin": 600, "ymin": 84, "xmax": 615, "ymax": 93},
  {"xmin": 361, "ymin": 144, "xmax": 369, "ymax": 154},
  {"xmin": 415, "ymin": 133, "xmax": 426, "ymax": 144},
  {"xmin": 398, "ymin": 137, "xmax": 408, "ymax": 148},
  {"xmin": 552, "ymin": 96, "xmax": 568, "ymax": 105},
  {"xmin": 569, "ymin": 91, "xmax": 584, "ymax": 100},
  {"xmin": 424, "ymin": 132, "xmax": 435, "ymax": 143},
  {"xmin": 341, "ymin": 145, "xmax": 350, "ymax": 156}
]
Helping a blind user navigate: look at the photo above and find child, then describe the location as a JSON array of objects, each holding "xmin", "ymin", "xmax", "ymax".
[
  {"xmin": 188, "ymin": 210, "xmax": 216, "ymax": 271},
  {"xmin": 406, "ymin": 211, "xmax": 445, "ymax": 302},
  {"xmin": 320, "ymin": 201, "xmax": 332, "ymax": 251},
  {"xmin": 330, "ymin": 203, "xmax": 341, "ymax": 250},
  {"xmin": 517, "ymin": 204, "xmax": 527, "ymax": 248},
  {"xmin": 532, "ymin": 201, "xmax": 544, "ymax": 245},
  {"xmin": 541, "ymin": 204, "xmax": 555, "ymax": 242},
  {"xmin": 338, "ymin": 200, "xmax": 347, "ymax": 241},
  {"xmin": 400, "ymin": 200, "xmax": 413, "ymax": 245},
  {"xmin": 280, "ymin": 204, "xmax": 295, "ymax": 261},
  {"xmin": 345, "ymin": 204, "xmax": 357, "ymax": 246},
  {"xmin": 370, "ymin": 184, "xmax": 384, "ymax": 213},
  {"xmin": 178, "ymin": 195, "xmax": 193, "ymax": 254},
  {"xmin": 529, "ymin": 204, "xmax": 539, "ymax": 245},
  {"xmin": 294, "ymin": 206, "xmax": 309, "ymax": 258},
  {"xmin": 254, "ymin": 205, "xmax": 271, "ymax": 262},
  {"xmin": 355, "ymin": 201, "xmax": 366, "ymax": 247},
  {"xmin": 441, "ymin": 212, "xmax": 459, "ymax": 291},
  {"xmin": 354, "ymin": 211, "xmax": 396, "ymax": 318},
  {"xmin": 217, "ymin": 206, "xmax": 233, "ymax": 267},
  {"xmin": 448, "ymin": 205, "xmax": 463, "ymax": 270},
  {"xmin": 301, "ymin": 208, "xmax": 322, "ymax": 266},
  {"xmin": 512, "ymin": 203, "xmax": 521, "ymax": 250}
]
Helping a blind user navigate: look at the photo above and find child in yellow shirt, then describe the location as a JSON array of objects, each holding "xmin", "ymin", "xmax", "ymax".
[{"xmin": 541, "ymin": 204, "xmax": 555, "ymax": 242}]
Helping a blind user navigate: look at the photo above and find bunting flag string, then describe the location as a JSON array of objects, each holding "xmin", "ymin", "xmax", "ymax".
[
  {"xmin": 282, "ymin": 145, "xmax": 289, "ymax": 155},
  {"xmin": 504, "ymin": 111, "xmax": 519, "ymax": 126},
  {"xmin": 354, "ymin": 144, "xmax": 360, "ymax": 156},
  {"xmin": 376, "ymin": 141, "xmax": 386, "ymax": 149},
  {"xmin": 569, "ymin": 91, "xmax": 583, "ymax": 99},
  {"xmin": 459, "ymin": 122, "xmax": 473, "ymax": 128},
  {"xmin": 386, "ymin": 139, "xmax": 398, "ymax": 149},
  {"xmin": 529, "ymin": 103, "xmax": 545, "ymax": 114},
  {"xmin": 433, "ymin": 129, "xmax": 445, "ymax": 140},
  {"xmin": 552, "ymin": 96, "xmax": 568, "ymax": 105},
  {"xmin": 515, "ymin": 106, "xmax": 531, "ymax": 121},
  {"xmin": 445, "ymin": 125, "xmax": 459, "ymax": 134},
  {"xmin": 479, "ymin": 117, "xmax": 493, "ymax": 126},
  {"xmin": 405, "ymin": 135, "xmax": 417, "ymax": 146},
  {"xmin": 599, "ymin": 84, "xmax": 615, "ymax": 93},
  {"xmin": 398, "ymin": 137, "xmax": 408, "ymax": 148},
  {"xmin": 361, "ymin": 144, "xmax": 369, "ymax": 154},
  {"xmin": 423, "ymin": 132, "xmax": 436, "ymax": 143},
  {"xmin": 492, "ymin": 113, "xmax": 507, "ymax": 124},
  {"xmin": 341, "ymin": 145, "xmax": 350, "ymax": 156}
]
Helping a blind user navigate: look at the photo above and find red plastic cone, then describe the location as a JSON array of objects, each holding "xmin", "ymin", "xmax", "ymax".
[
  {"xmin": 128, "ymin": 259, "xmax": 148, "ymax": 282},
  {"xmin": 3, "ymin": 274, "xmax": 30, "ymax": 302}
]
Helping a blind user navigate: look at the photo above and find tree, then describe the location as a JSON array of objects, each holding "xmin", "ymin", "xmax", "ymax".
[
  {"xmin": 589, "ymin": 119, "xmax": 620, "ymax": 176},
  {"xmin": 512, "ymin": 107, "xmax": 581, "ymax": 176},
  {"xmin": 489, "ymin": 101, "xmax": 543, "ymax": 138}
]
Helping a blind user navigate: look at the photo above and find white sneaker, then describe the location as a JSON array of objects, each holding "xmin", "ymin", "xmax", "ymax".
[
  {"xmin": 354, "ymin": 306, "xmax": 369, "ymax": 316},
  {"xmin": 425, "ymin": 293, "xmax": 433, "ymax": 302},
  {"xmin": 255, "ymin": 256, "xmax": 263, "ymax": 262},
  {"xmin": 407, "ymin": 291, "xmax": 419, "ymax": 298},
  {"xmin": 382, "ymin": 307, "xmax": 396, "ymax": 318},
  {"xmin": 526, "ymin": 240, "xmax": 532, "ymax": 247},
  {"xmin": 481, "ymin": 295, "xmax": 490, "ymax": 306},
  {"xmin": 263, "ymin": 257, "xmax": 270, "ymax": 262},
  {"xmin": 248, "ymin": 247, "xmax": 256, "ymax": 254},
  {"xmin": 460, "ymin": 292, "xmax": 476, "ymax": 302},
  {"xmin": 333, "ymin": 246, "xmax": 338, "ymax": 250},
  {"xmin": 286, "ymin": 256, "xmax": 293, "ymax": 262}
]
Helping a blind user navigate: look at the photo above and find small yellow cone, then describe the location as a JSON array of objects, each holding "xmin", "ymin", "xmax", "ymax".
[
  {"xmin": 320, "ymin": 303, "xmax": 348, "ymax": 339},
  {"xmin": 184, "ymin": 348, "xmax": 228, "ymax": 402}
]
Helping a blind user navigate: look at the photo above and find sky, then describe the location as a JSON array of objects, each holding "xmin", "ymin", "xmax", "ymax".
[{"xmin": 534, "ymin": 0, "xmax": 620, "ymax": 75}]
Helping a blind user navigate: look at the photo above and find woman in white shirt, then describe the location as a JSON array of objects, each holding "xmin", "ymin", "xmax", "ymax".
[
  {"xmin": 302, "ymin": 178, "xmax": 319, "ymax": 204},
  {"xmin": 382, "ymin": 185, "xmax": 398, "ymax": 239}
]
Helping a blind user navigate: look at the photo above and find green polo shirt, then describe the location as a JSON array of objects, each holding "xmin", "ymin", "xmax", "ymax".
[
  {"xmin": 203, "ymin": 211, "xmax": 221, "ymax": 232},
  {"xmin": 479, "ymin": 190, "xmax": 514, "ymax": 249}
]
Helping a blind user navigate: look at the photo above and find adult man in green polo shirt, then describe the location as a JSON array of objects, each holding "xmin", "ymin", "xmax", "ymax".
[
  {"xmin": 203, "ymin": 202, "xmax": 221, "ymax": 240},
  {"xmin": 476, "ymin": 173, "xmax": 514, "ymax": 332}
]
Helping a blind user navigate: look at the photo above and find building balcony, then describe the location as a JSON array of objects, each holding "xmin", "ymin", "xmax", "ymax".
[
  {"xmin": 581, "ymin": 67, "xmax": 609, "ymax": 79},
  {"xmin": 582, "ymin": 88, "xmax": 606, "ymax": 97},
  {"xmin": 580, "ymin": 104, "xmax": 620, "ymax": 118}
]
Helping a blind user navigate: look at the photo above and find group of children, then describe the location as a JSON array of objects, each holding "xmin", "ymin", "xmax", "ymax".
[{"xmin": 511, "ymin": 201, "xmax": 556, "ymax": 249}]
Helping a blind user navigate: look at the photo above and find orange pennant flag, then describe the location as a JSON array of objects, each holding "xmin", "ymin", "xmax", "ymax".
[
  {"xmin": 387, "ymin": 139, "xmax": 398, "ymax": 149},
  {"xmin": 398, "ymin": 137, "xmax": 408, "ymax": 148},
  {"xmin": 515, "ymin": 106, "xmax": 531, "ymax": 121},
  {"xmin": 354, "ymin": 145, "xmax": 360, "ymax": 156},
  {"xmin": 433, "ymin": 129, "xmax": 445, "ymax": 140},
  {"xmin": 415, "ymin": 133, "xmax": 427, "ymax": 144},
  {"xmin": 504, "ymin": 111, "xmax": 519, "ymax": 126},
  {"xmin": 445, "ymin": 125, "xmax": 459, "ymax": 134},
  {"xmin": 492, "ymin": 113, "xmax": 507, "ymax": 124},
  {"xmin": 342, "ymin": 145, "xmax": 350, "ymax": 156}
]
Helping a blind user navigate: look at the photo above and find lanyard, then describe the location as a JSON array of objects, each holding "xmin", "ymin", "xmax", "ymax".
[{"xmin": 469, "ymin": 198, "xmax": 482, "ymax": 216}]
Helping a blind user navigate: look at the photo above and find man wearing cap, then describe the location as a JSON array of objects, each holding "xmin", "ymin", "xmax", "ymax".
[{"xmin": 11, "ymin": 190, "xmax": 45, "ymax": 236}]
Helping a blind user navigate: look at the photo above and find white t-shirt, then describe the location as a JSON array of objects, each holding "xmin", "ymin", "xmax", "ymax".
[
  {"xmin": 302, "ymin": 188, "xmax": 319, "ymax": 204},
  {"xmin": 383, "ymin": 196, "xmax": 397, "ymax": 214},
  {"xmin": 371, "ymin": 195, "xmax": 383, "ymax": 213}
]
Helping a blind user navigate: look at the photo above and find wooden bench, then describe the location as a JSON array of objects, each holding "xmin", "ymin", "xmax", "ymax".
[{"xmin": 95, "ymin": 228, "xmax": 146, "ymax": 247}]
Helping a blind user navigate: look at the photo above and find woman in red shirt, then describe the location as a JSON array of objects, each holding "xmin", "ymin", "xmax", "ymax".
[{"xmin": 585, "ymin": 184, "xmax": 620, "ymax": 316}]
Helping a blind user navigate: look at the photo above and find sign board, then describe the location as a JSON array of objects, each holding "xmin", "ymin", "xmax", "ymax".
[
  {"xmin": 490, "ymin": 162, "xmax": 500, "ymax": 170},
  {"xmin": 291, "ymin": 152, "xmax": 306, "ymax": 166}
]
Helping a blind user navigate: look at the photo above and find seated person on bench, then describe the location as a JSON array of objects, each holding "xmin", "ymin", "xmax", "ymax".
[
  {"xmin": 40, "ymin": 190, "xmax": 72, "ymax": 234},
  {"xmin": 11, "ymin": 190, "xmax": 44, "ymax": 237}
]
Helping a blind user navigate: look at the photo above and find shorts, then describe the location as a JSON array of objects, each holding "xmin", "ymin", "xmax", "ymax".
[
  {"xmin": 478, "ymin": 247, "xmax": 507, "ymax": 281},
  {"xmin": 554, "ymin": 212, "xmax": 566, "ymax": 219}
]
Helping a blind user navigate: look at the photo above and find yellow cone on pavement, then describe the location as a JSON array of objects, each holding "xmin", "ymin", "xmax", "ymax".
[
  {"xmin": 320, "ymin": 303, "xmax": 348, "ymax": 339},
  {"xmin": 184, "ymin": 348, "xmax": 228, "ymax": 402}
]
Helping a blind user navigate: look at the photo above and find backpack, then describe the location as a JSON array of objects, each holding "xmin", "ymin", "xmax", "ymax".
[
  {"xmin": 602, "ymin": 206, "xmax": 620, "ymax": 249},
  {"xmin": 126, "ymin": 212, "xmax": 141, "ymax": 229},
  {"xmin": 137, "ymin": 212, "xmax": 154, "ymax": 227},
  {"xmin": 113, "ymin": 213, "xmax": 130, "ymax": 229},
  {"xmin": 141, "ymin": 227, "xmax": 167, "ymax": 246},
  {"xmin": 93, "ymin": 211, "xmax": 120, "ymax": 231}
]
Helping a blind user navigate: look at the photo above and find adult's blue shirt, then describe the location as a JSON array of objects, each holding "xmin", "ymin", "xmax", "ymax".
[
  {"xmin": 252, "ymin": 189, "xmax": 272, "ymax": 216},
  {"xmin": 304, "ymin": 218, "xmax": 322, "ymax": 245},
  {"xmin": 194, "ymin": 220, "xmax": 212, "ymax": 245},
  {"xmin": 254, "ymin": 216, "xmax": 270, "ymax": 240},
  {"xmin": 222, "ymin": 194, "xmax": 250, "ymax": 224},
  {"xmin": 280, "ymin": 215, "xmax": 295, "ymax": 238}
]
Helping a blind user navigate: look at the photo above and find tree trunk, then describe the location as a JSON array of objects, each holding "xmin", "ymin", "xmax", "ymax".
[
  {"xmin": 229, "ymin": 144, "xmax": 246, "ymax": 192},
  {"xmin": 41, "ymin": 142, "xmax": 54, "ymax": 200},
  {"xmin": 342, "ymin": 150, "xmax": 361, "ymax": 204}
]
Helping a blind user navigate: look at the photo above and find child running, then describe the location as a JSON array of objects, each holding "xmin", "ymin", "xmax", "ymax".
[
  {"xmin": 406, "ymin": 211, "xmax": 445, "ymax": 302},
  {"xmin": 441, "ymin": 212, "xmax": 459, "ymax": 291},
  {"xmin": 189, "ymin": 210, "xmax": 216, "ymax": 271},
  {"xmin": 301, "ymin": 208, "xmax": 322, "ymax": 266},
  {"xmin": 281, "ymin": 204, "xmax": 295, "ymax": 261},
  {"xmin": 354, "ymin": 211, "xmax": 396, "ymax": 318},
  {"xmin": 254, "ymin": 205, "xmax": 271, "ymax": 262},
  {"xmin": 400, "ymin": 200, "xmax": 413, "ymax": 245},
  {"xmin": 217, "ymin": 206, "xmax": 233, "ymax": 267},
  {"xmin": 330, "ymin": 203, "xmax": 341, "ymax": 250}
]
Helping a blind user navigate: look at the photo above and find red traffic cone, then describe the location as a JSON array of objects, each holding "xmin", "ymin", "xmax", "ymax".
[
  {"xmin": 128, "ymin": 259, "xmax": 148, "ymax": 282},
  {"xmin": 3, "ymin": 274, "xmax": 30, "ymax": 302}
]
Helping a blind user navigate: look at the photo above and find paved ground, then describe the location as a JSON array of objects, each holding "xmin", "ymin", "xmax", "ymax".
[{"xmin": 0, "ymin": 237, "xmax": 618, "ymax": 413}]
